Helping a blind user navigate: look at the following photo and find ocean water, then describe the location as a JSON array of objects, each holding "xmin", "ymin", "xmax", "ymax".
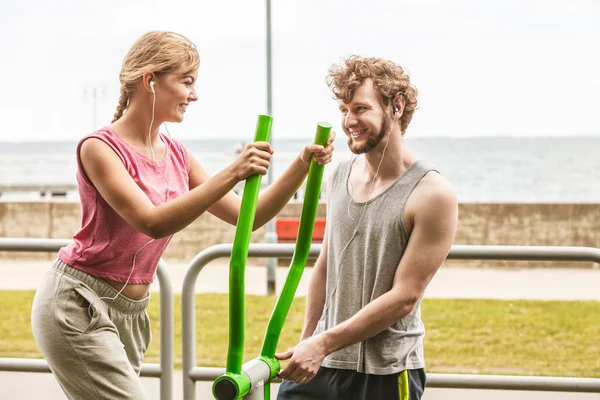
[{"xmin": 1, "ymin": 136, "xmax": 599, "ymax": 203}]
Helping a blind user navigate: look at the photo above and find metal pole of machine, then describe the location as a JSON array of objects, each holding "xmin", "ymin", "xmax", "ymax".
[{"xmin": 265, "ymin": 0, "xmax": 277, "ymax": 295}]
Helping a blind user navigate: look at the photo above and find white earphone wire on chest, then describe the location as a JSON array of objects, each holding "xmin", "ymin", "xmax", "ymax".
[{"xmin": 321, "ymin": 110, "xmax": 395, "ymax": 319}]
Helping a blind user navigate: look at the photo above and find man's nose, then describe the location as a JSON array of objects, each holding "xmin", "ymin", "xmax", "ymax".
[{"xmin": 344, "ymin": 112, "xmax": 357, "ymax": 128}]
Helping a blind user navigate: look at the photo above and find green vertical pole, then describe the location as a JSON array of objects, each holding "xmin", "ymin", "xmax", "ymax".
[
  {"xmin": 215, "ymin": 120, "xmax": 330, "ymax": 400},
  {"xmin": 260, "ymin": 121, "xmax": 331, "ymax": 358},
  {"xmin": 228, "ymin": 115, "xmax": 273, "ymax": 374}
]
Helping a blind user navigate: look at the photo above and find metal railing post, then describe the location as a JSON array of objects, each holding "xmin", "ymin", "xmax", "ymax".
[
  {"xmin": 0, "ymin": 238, "xmax": 173, "ymax": 400},
  {"xmin": 156, "ymin": 259, "xmax": 173, "ymax": 400},
  {"xmin": 180, "ymin": 243, "xmax": 600, "ymax": 398}
]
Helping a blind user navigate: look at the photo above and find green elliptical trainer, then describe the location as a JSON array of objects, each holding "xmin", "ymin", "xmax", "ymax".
[{"xmin": 212, "ymin": 118, "xmax": 331, "ymax": 400}]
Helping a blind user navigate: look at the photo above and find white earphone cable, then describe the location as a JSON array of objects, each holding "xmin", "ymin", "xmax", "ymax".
[
  {"xmin": 321, "ymin": 110, "xmax": 396, "ymax": 319},
  {"xmin": 87, "ymin": 82, "xmax": 172, "ymax": 316}
]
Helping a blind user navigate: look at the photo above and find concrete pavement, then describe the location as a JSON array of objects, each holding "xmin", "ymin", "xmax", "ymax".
[
  {"xmin": 2, "ymin": 371, "xmax": 600, "ymax": 400},
  {"xmin": 1, "ymin": 259, "xmax": 600, "ymax": 300}
]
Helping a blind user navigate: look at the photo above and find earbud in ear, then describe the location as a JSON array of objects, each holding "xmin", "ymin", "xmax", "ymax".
[
  {"xmin": 393, "ymin": 104, "xmax": 399, "ymax": 114},
  {"xmin": 150, "ymin": 81, "xmax": 155, "ymax": 93}
]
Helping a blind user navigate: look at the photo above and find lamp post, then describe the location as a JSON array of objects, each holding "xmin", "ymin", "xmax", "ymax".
[
  {"xmin": 265, "ymin": 0, "xmax": 277, "ymax": 295},
  {"xmin": 83, "ymin": 84, "xmax": 106, "ymax": 131}
]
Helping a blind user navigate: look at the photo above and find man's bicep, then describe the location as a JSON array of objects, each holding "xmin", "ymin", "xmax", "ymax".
[{"xmin": 393, "ymin": 187, "xmax": 458, "ymax": 297}]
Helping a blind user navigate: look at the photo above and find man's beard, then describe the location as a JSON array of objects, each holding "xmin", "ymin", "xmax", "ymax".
[{"xmin": 348, "ymin": 116, "xmax": 391, "ymax": 155}]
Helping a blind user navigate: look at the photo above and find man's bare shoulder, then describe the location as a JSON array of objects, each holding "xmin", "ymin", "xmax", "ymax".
[{"xmin": 407, "ymin": 171, "xmax": 457, "ymax": 218}]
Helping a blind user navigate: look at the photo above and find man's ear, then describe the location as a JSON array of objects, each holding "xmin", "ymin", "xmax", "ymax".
[{"xmin": 394, "ymin": 95, "xmax": 406, "ymax": 119}]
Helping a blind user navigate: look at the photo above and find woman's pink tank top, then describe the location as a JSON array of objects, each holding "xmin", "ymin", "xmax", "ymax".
[{"xmin": 58, "ymin": 126, "xmax": 190, "ymax": 284}]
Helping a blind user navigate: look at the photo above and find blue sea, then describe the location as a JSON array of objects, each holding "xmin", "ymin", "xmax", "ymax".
[{"xmin": 1, "ymin": 136, "xmax": 599, "ymax": 203}]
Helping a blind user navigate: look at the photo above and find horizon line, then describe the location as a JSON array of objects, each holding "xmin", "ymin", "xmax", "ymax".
[{"xmin": 2, "ymin": 134, "xmax": 600, "ymax": 144}]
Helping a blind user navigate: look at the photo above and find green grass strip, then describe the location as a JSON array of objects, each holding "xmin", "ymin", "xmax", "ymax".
[{"xmin": 1, "ymin": 291, "xmax": 598, "ymax": 377}]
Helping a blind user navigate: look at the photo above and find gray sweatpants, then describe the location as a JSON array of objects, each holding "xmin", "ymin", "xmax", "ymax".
[{"xmin": 31, "ymin": 258, "xmax": 152, "ymax": 399}]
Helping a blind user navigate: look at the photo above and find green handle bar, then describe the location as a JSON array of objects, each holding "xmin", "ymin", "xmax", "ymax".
[
  {"xmin": 260, "ymin": 121, "xmax": 332, "ymax": 358},
  {"xmin": 226, "ymin": 114, "xmax": 273, "ymax": 374}
]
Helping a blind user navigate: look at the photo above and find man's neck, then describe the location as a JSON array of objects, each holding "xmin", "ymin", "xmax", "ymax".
[{"xmin": 362, "ymin": 130, "xmax": 414, "ymax": 181}]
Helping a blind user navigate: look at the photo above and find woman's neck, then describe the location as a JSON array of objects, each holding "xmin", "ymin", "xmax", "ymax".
[{"xmin": 111, "ymin": 106, "xmax": 162, "ymax": 148}]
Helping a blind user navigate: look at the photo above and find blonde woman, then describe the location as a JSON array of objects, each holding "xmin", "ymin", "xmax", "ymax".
[{"xmin": 31, "ymin": 31, "xmax": 335, "ymax": 399}]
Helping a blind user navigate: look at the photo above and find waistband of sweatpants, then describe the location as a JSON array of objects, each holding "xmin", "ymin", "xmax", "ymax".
[{"xmin": 52, "ymin": 258, "xmax": 150, "ymax": 314}]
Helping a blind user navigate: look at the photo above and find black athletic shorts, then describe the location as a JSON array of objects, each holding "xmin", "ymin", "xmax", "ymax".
[{"xmin": 277, "ymin": 366, "xmax": 426, "ymax": 400}]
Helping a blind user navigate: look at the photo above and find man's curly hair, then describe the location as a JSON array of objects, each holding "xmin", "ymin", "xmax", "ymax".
[{"xmin": 327, "ymin": 56, "xmax": 419, "ymax": 133}]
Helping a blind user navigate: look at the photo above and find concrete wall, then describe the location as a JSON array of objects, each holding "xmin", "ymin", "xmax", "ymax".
[
  {"xmin": 453, "ymin": 203, "xmax": 600, "ymax": 268},
  {"xmin": 1, "ymin": 201, "xmax": 599, "ymax": 267}
]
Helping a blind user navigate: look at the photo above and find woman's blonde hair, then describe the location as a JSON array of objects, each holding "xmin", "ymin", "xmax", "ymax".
[
  {"xmin": 111, "ymin": 31, "xmax": 200, "ymax": 122},
  {"xmin": 327, "ymin": 56, "xmax": 419, "ymax": 133}
]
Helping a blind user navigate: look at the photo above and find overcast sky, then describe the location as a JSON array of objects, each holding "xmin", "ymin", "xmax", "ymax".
[{"xmin": 1, "ymin": 0, "xmax": 599, "ymax": 142}]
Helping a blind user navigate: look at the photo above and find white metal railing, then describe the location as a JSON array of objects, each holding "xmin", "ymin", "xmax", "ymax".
[
  {"xmin": 3, "ymin": 239, "xmax": 600, "ymax": 398},
  {"xmin": 0, "ymin": 238, "xmax": 174, "ymax": 400},
  {"xmin": 180, "ymin": 243, "xmax": 600, "ymax": 399}
]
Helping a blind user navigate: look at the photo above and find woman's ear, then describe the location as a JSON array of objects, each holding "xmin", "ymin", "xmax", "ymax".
[{"xmin": 142, "ymin": 72, "xmax": 155, "ymax": 94}]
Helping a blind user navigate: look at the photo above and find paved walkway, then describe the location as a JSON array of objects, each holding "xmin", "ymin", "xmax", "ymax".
[
  {"xmin": 2, "ymin": 371, "xmax": 600, "ymax": 400},
  {"xmin": 1, "ymin": 258, "xmax": 599, "ymax": 399},
  {"xmin": 1, "ymin": 259, "xmax": 600, "ymax": 300}
]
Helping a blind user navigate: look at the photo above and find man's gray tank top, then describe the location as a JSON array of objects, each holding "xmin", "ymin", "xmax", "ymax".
[{"xmin": 312, "ymin": 158, "xmax": 437, "ymax": 375}]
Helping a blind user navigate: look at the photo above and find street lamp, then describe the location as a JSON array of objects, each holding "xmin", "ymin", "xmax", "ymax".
[{"xmin": 265, "ymin": 0, "xmax": 278, "ymax": 295}]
